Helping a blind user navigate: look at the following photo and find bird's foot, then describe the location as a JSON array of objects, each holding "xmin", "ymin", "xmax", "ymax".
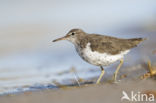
[
  {"xmin": 107, "ymin": 75, "xmax": 119, "ymax": 84},
  {"xmin": 111, "ymin": 73, "xmax": 118, "ymax": 82},
  {"xmin": 107, "ymin": 79, "xmax": 119, "ymax": 84}
]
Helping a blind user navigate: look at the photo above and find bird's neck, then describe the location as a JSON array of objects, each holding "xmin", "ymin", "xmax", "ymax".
[{"xmin": 74, "ymin": 35, "xmax": 86, "ymax": 46}]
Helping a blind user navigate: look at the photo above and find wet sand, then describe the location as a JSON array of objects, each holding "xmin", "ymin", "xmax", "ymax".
[{"xmin": 0, "ymin": 79, "xmax": 156, "ymax": 103}]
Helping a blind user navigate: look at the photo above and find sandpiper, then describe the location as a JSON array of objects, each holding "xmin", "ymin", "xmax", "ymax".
[{"xmin": 53, "ymin": 29, "xmax": 145, "ymax": 84}]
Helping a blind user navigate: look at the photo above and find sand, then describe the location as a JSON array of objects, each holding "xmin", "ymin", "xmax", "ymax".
[{"xmin": 0, "ymin": 79, "xmax": 156, "ymax": 103}]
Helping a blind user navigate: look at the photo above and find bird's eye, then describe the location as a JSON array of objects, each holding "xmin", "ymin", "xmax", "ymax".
[{"xmin": 71, "ymin": 32, "xmax": 75, "ymax": 35}]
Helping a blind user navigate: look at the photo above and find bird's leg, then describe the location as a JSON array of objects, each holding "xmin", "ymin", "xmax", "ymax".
[
  {"xmin": 112, "ymin": 58, "xmax": 124, "ymax": 82},
  {"xmin": 96, "ymin": 66, "xmax": 105, "ymax": 84}
]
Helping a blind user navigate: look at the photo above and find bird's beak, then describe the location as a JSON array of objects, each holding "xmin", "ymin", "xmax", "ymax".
[{"xmin": 53, "ymin": 35, "xmax": 69, "ymax": 42}]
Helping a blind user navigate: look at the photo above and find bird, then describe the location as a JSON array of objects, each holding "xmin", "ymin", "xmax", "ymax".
[{"xmin": 53, "ymin": 28, "xmax": 145, "ymax": 84}]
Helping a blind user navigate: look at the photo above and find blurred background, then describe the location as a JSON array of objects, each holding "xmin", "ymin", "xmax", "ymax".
[{"xmin": 0, "ymin": 0, "xmax": 156, "ymax": 95}]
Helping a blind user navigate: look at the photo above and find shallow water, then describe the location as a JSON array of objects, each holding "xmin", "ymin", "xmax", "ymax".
[{"xmin": 0, "ymin": 50, "xmax": 93, "ymax": 95}]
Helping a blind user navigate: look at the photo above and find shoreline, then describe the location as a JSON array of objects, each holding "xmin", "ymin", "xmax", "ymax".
[{"xmin": 0, "ymin": 79, "xmax": 156, "ymax": 103}]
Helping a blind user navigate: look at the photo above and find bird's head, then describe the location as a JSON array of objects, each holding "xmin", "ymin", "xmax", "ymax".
[{"xmin": 53, "ymin": 29, "xmax": 86, "ymax": 44}]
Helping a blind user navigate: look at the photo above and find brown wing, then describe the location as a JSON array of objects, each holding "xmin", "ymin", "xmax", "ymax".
[{"xmin": 81, "ymin": 34, "xmax": 145, "ymax": 55}]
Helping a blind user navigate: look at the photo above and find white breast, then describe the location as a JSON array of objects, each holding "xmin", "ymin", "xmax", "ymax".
[{"xmin": 76, "ymin": 43, "xmax": 129, "ymax": 66}]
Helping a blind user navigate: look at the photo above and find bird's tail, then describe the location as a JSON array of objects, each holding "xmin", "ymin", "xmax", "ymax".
[
  {"xmin": 129, "ymin": 38, "xmax": 147, "ymax": 44},
  {"xmin": 127, "ymin": 37, "xmax": 147, "ymax": 48}
]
